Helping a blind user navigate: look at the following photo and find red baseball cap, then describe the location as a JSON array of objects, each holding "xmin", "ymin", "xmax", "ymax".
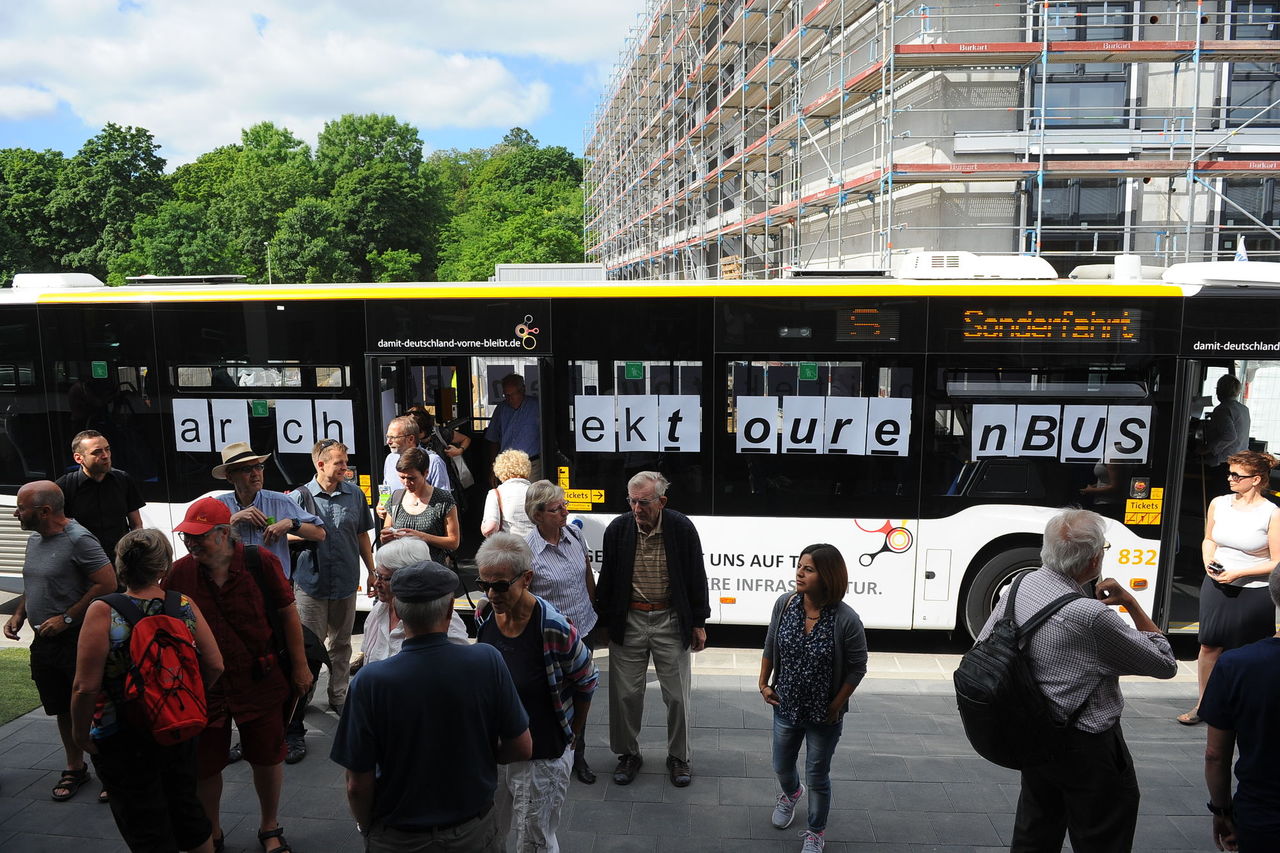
[{"xmin": 174, "ymin": 497, "xmax": 231, "ymax": 535}]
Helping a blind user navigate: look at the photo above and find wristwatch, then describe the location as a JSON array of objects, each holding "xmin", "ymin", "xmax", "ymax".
[
  {"xmin": 290, "ymin": 517, "xmax": 302, "ymax": 533},
  {"xmin": 62, "ymin": 613, "xmax": 73, "ymax": 625},
  {"xmin": 1206, "ymin": 801, "xmax": 1233, "ymax": 817}
]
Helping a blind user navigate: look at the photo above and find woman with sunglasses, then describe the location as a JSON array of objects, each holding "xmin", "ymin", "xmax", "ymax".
[
  {"xmin": 380, "ymin": 447, "xmax": 460, "ymax": 565},
  {"xmin": 351, "ymin": 539, "xmax": 467, "ymax": 675},
  {"xmin": 1179, "ymin": 450, "xmax": 1280, "ymax": 725},
  {"xmin": 475, "ymin": 533, "xmax": 597, "ymax": 853},
  {"xmin": 524, "ymin": 479, "xmax": 599, "ymax": 782}
]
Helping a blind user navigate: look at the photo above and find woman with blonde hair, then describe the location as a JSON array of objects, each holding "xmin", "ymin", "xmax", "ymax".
[
  {"xmin": 482, "ymin": 449, "xmax": 533, "ymax": 537},
  {"xmin": 1179, "ymin": 449, "xmax": 1280, "ymax": 725}
]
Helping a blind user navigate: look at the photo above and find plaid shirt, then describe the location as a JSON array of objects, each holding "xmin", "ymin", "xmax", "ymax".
[{"xmin": 977, "ymin": 567, "xmax": 1177, "ymax": 733}]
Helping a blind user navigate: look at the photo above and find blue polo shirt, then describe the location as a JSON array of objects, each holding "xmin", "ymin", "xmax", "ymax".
[
  {"xmin": 1200, "ymin": 636, "xmax": 1280, "ymax": 829},
  {"xmin": 331, "ymin": 634, "xmax": 529, "ymax": 830},
  {"xmin": 217, "ymin": 489, "xmax": 323, "ymax": 579},
  {"xmin": 291, "ymin": 479, "xmax": 373, "ymax": 600},
  {"xmin": 485, "ymin": 396, "xmax": 541, "ymax": 459}
]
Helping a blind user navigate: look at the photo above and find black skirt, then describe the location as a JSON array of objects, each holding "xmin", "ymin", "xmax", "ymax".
[{"xmin": 1198, "ymin": 574, "xmax": 1276, "ymax": 648}]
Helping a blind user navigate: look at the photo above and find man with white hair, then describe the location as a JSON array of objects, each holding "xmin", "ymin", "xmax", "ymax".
[
  {"xmin": 332, "ymin": 560, "xmax": 531, "ymax": 850},
  {"xmin": 596, "ymin": 471, "xmax": 709, "ymax": 788},
  {"xmin": 976, "ymin": 508, "xmax": 1177, "ymax": 852}
]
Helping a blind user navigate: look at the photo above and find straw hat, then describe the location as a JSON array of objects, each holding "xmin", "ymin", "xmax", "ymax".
[{"xmin": 211, "ymin": 442, "xmax": 271, "ymax": 480}]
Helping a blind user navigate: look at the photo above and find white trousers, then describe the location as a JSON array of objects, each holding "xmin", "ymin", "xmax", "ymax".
[{"xmin": 494, "ymin": 744, "xmax": 572, "ymax": 852}]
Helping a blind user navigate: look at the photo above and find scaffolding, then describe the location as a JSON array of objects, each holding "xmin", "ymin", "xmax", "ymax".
[{"xmin": 583, "ymin": 0, "xmax": 1280, "ymax": 279}]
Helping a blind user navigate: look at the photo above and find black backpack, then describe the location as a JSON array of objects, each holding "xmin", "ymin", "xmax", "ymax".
[{"xmin": 953, "ymin": 572, "xmax": 1088, "ymax": 770}]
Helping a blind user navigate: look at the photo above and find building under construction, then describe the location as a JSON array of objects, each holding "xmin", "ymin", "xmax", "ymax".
[{"xmin": 584, "ymin": 0, "xmax": 1280, "ymax": 279}]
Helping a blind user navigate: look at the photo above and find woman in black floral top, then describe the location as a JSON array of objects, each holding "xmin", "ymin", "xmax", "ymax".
[{"xmin": 759, "ymin": 544, "xmax": 868, "ymax": 853}]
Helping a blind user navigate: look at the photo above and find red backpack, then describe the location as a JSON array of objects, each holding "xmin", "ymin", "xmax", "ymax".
[{"xmin": 102, "ymin": 591, "xmax": 207, "ymax": 745}]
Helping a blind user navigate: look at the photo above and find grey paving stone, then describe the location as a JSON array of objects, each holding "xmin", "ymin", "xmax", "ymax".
[
  {"xmin": 629, "ymin": 801, "xmax": 693, "ymax": 835},
  {"xmin": 928, "ymin": 811, "xmax": 1004, "ymax": 846},
  {"xmin": 684, "ymin": 802, "xmax": 752, "ymax": 838},
  {"xmin": 940, "ymin": 781, "xmax": 1016, "ymax": 814},
  {"xmin": 567, "ymin": 799, "xmax": 635, "ymax": 834},
  {"xmin": 868, "ymin": 809, "xmax": 941, "ymax": 844}
]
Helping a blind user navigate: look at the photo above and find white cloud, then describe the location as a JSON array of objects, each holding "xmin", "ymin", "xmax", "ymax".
[
  {"xmin": 0, "ymin": 85, "xmax": 58, "ymax": 120},
  {"xmin": 0, "ymin": 0, "xmax": 645, "ymax": 163}
]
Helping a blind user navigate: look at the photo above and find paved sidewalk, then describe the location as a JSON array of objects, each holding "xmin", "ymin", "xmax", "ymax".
[{"xmin": 0, "ymin": 646, "xmax": 1209, "ymax": 852}]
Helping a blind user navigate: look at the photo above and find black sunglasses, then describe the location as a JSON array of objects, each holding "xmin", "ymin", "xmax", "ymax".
[{"xmin": 476, "ymin": 571, "xmax": 527, "ymax": 595}]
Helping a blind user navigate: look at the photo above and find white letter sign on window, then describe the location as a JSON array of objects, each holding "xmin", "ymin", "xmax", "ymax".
[
  {"xmin": 657, "ymin": 395, "xmax": 700, "ymax": 452},
  {"xmin": 736, "ymin": 397, "xmax": 778, "ymax": 454},
  {"xmin": 1015, "ymin": 405, "xmax": 1061, "ymax": 458},
  {"xmin": 867, "ymin": 398, "xmax": 912, "ymax": 456},
  {"xmin": 209, "ymin": 399, "xmax": 250, "ymax": 451},
  {"xmin": 823, "ymin": 397, "xmax": 868, "ymax": 455},
  {"xmin": 616, "ymin": 395, "xmax": 659, "ymax": 452},
  {"xmin": 1060, "ymin": 406, "xmax": 1109, "ymax": 463},
  {"xmin": 172, "ymin": 399, "xmax": 212, "ymax": 452},
  {"xmin": 972, "ymin": 405, "xmax": 1016, "ymax": 457},
  {"xmin": 275, "ymin": 400, "xmax": 313, "ymax": 454},
  {"xmin": 574, "ymin": 396, "xmax": 616, "ymax": 452},
  {"xmin": 1105, "ymin": 406, "xmax": 1152, "ymax": 462},
  {"xmin": 782, "ymin": 396, "xmax": 825, "ymax": 454}
]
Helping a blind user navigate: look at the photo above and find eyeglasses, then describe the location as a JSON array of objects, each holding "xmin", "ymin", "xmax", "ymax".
[
  {"xmin": 1228, "ymin": 471, "xmax": 1256, "ymax": 481},
  {"xmin": 316, "ymin": 438, "xmax": 338, "ymax": 450},
  {"xmin": 371, "ymin": 571, "xmax": 394, "ymax": 584},
  {"xmin": 627, "ymin": 497, "xmax": 658, "ymax": 506},
  {"xmin": 476, "ymin": 571, "xmax": 527, "ymax": 595},
  {"xmin": 180, "ymin": 530, "xmax": 217, "ymax": 545},
  {"xmin": 385, "ymin": 433, "xmax": 412, "ymax": 441},
  {"xmin": 1102, "ymin": 542, "xmax": 1111, "ymax": 551},
  {"xmin": 544, "ymin": 503, "xmax": 568, "ymax": 514},
  {"xmin": 226, "ymin": 463, "xmax": 264, "ymax": 475}
]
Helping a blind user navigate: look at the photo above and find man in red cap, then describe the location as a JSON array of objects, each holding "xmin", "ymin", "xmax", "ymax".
[{"xmin": 165, "ymin": 497, "xmax": 312, "ymax": 853}]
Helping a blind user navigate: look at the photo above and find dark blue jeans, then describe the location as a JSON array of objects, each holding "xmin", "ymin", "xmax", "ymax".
[{"xmin": 771, "ymin": 710, "xmax": 844, "ymax": 832}]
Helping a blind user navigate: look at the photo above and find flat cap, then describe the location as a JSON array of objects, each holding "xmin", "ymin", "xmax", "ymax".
[{"xmin": 390, "ymin": 560, "xmax": 456, "ymax": 602}]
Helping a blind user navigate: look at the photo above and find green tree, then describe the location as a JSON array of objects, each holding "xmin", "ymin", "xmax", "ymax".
[
  {"xmin": 501, "ymin": 127, "xmax": 538, "ymax": 149},
  {"xmin": 0, "ymin": 147, "xmax": 66, "ymax": 282},
  {"xmin": 44, "ymin": 124, "xmax": 168, "ymax": 278},
  {"xmin": 106, "ymin": 200, "xmax": 236, "ymax": 284},
  {"xmin": 270, "ymin": 197, "xmax": 358, "ymax": 283},
  {"xmin": 329, "ymin": 160, "xmax": 436, "ymax": 279},
  {"xmin": 207, "ymin": 122, "xmax": 317, "ymax": 280},
  {"xmin": 316, "ymin": 114, "xmax": 424, "ymax": 189},
  {"xmin": 172, "ymin": 145, "xmax": 241, "ymax": 205},
  {"xmin": 434, "ymin": 142, "xmax": 584, "ymax": 281},
  {"xmin": 367, "ymin": 248, "xmax": 422, "ymax": 282}
]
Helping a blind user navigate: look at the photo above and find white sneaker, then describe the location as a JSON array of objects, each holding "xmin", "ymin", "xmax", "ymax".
[
  {"xmin": 771, "ymin": 784, "xmax": 805, "ymax": 829},
  {"xmin": 799, "ymin": 829, "xmax": 825, "ymax": 852}
]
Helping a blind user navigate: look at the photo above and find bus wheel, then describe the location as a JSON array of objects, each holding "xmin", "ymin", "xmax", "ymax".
[{"xmin": 963, "ymin": 547, "xmax": 1041, "ymax": 639}]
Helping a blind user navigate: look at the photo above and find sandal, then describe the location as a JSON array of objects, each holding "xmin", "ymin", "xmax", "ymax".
[
  {"xmin": 51, "ymin": 766, "xmax": 90, "ymax": 801},
  {"xmin": 258, "ymin": 826, "xmax": 293, "ymax": 853},
  {"xmin": 1177, "ymin": 709, "xmax": 1202, "ymax": 725},
  {"xmin": 98, "ymin": 788, "xmax": 110, "ymax": 804},
  {"xmin": 212, "ymin": 832, "xmax": 225, "ymax": 853}
]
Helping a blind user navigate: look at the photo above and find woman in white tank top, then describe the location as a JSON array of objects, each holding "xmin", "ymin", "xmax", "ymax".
[{"xmin": 1179, "ymin": 450, "xmax": 1280, "ymax": 725}]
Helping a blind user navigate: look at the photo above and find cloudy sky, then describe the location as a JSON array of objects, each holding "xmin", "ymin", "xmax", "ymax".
[{"xmin": 0, "ymin": 0, "xmax": 647, "ymax": 166}]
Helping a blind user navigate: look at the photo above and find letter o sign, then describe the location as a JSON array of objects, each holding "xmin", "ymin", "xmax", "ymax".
[{"xmin": 743, "ymin": 418, "xmax": 771, "ymax": 444}]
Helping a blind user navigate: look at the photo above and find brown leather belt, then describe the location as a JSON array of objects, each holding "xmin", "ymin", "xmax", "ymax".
[{"xmin": 629, "ymin": 601, "xmax": 670, "ymax": 611}]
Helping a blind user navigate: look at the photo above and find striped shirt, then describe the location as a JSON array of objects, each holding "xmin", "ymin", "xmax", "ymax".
[
  {"xmin": 631, "ymin": 519, "xmax": 670, "ymax": 604},
  {"xmin": 526, "ymin": 526, "xmax": 597, "ymax": 635},
  {"xmin": 475, "ymin": 594, "xmax": 599, "ymax": 743},
  {"xmin": 977, "ymin": 567, "xmax": 1177, "ymax": 733}
]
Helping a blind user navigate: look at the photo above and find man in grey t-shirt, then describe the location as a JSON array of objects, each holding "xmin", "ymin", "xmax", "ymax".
[{"xmin": 4, "ymin": 481, "xmax": 115, "ymax": 802}]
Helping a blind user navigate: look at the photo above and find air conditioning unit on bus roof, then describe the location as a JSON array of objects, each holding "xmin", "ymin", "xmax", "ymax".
[{"xmin": 895, "ymin": 251, "xmax": 1057, "ymax": 280}]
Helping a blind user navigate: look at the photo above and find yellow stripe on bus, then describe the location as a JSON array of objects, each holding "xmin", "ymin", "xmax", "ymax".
[{"xmin": 35, "ymin": 281, "xmax": 1191, "ymax": 304}]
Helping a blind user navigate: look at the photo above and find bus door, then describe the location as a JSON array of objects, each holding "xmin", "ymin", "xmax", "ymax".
[
  {"xmin": 1164, "ymin": 293, "xmax": 1280, "ymax": 633},
  {"xmin": 1161, "ymin": 357, "xmax": 1280, "ymax": 633},
  {"xmin": 369, "ymin": 354, "xmax": 545, "ymax": 561}
]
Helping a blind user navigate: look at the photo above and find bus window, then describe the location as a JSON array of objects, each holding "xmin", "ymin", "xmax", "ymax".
[
  {"xmin": 0, "ymin": 308, "xmax": 52, "ymax": 487},
  {"xmin": 715, "ymin": 358, "xmax": 919, "ymax": 518},
  {"xmin": 924, "ymin": 359, "xmax": 1161, "ymax": 521},
  {"xmin": 560, "ymin": 359, "xmax": 708, "ymax": 515}
]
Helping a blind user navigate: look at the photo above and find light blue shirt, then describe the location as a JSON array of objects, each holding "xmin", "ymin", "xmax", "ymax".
[
  {"xmin": 485, "ymin": 396, "xmax": 541, "ymax": 458},
  {"xmin": 217, "ymin": 489, "xmax": 323, "ymax": 579}
]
